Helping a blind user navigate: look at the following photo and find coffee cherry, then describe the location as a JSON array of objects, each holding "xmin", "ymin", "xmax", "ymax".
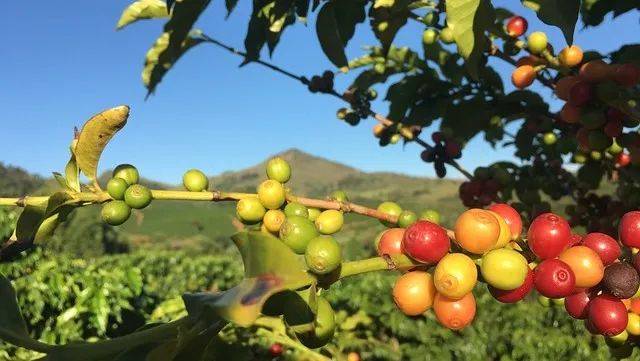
[
  {"xmin": 602, "ymin": 262, "xmax": 640, "ymax": 299},
  {"xmin": 106, "ymin": 178, "xmax": 128, "ymax": 200},
  {"xmin": 506, "ymin": 16, "xmax": 527, "ymax": 37},
  {"xmin": 377, "ymin": 201, "xmax": 403, "ymax": 227},
  {"xmin": 487, "ymin": 203, "xmax": 522, "ymax": 240},
  {"xmin": 560, "ymin": 103, "xmax": 581, "ymax": 123},
  {"xmin": 402, "ymin": 220, "xmax": 450, "ymax": 263},
  {"xmin": 392, "ymin": 271, "xmax": 436, "ymax": 316},
  {"xmin": 619, "ymin": 211, "xmax": 640, "ymax": 248},
  {"xmin": 604, "ymin": 120, "xmax": 623, "ymax": 138},
  {"xmin": 279, "ymin": 215, "xmax": 319, "ymax": 254},
  {"xmin": 257, "ymin": 180, "xmax": 286, "ymax": 210},
  {"xmin": 487, "ymin": 211, "xmax": 512, "ymax": 248},
  {"xmin": 527, "ymin": 213, "xmax": 571, "ymax": 259},
  {"xmin": 305, "ymin": 236, "xmax": 342, "ymax": 274},
  {"xmin": 588, "ymin": 294, "xmax": 628, "ymax": 336},
  {"xmin": 263, "ymin": 209, "xmax": 286, "ymax": 233},
  {"xmin": 613, "ymin": 63, "xmax": 640, "ymax": 87},
  {"xmin": 555, "ymin": 75, "xmax": 580, "ymax": 101},
  {"xmin": 182, "ymin": 169, "xmax": 208, "ymax": 192},
  {"xmin": 347, "ymin": 352, "xmax": 360, "ymax": 361},
  {"xmin": 419, "ymin": 209, "xmax": 441, "ymax": 225},
  {"xmin": 113, "ymin": 164, "xmax": 139, "ymax": 185},
  {"xmin": 627, "ymin": 313, "xmax": 640, "ymax": 335},
  {"xmin": 266, "ymin": 157, "xmax": 291, "ymax": 183},
  {"xmin": 631, "ymin": 297, "xmax": 640, "ymax": 314},
  {"xmin": 373, "ymin": 124, "xmax": 385, "ymax": 138},
  {"xmin": 558, "ymin": 246, "xmax": 604, "ymax": 288},
  {"xmin": 397, "ymin": 210, "xmax": 417, "ymax": 228},
  {"xmin": 377, "ymin": 228, "xmax": 405, "ymax": 256},
  {"xmin": 284, "ymin": 203, "xmax": 309, "ymax": 218},
  {"xmin": 422, "ymin": 11, "xmax": 439, "ymax": 26},
  {"xmin": 101, "ymin": 200, "xmax": 131, "ymax": 226},
  {"xmin": 527, "ymin": 32, "xmax": 547, "ymax": 54},
  {"xmin": 511, "ymin": 65, "xmax": 536, "ymax": 89},
  {"xmin": 568, "ymin": 81, "xmax": 594, "ymax": 107},
  {"xmin": 542, "ymin": 132, "xmax": 557, "ymax": 145},
  {"xmin": 269, "ymin": 343, "xmax": 283, "ymax": 357},
  {"xmin": 579, "ymin": 59, "xmax": 610, "ymax": 83},
  {"xmin": 534, "ymin": 259, "xmax": 576, "ymax": 298},
  {"xmin": 367, "ymin": 88, "xmax": 378, "ymax": 100},
  {"xmin": 434, "ymin": 253, "xmax": 478, "ymax": 299},
  {"xmin": 455, "ymin": 209, "xmax": 500, "ymax": 254},
  {"xmin": 315, "ymin": 209, "xmax": 343, "ymax": 235},
  {"xmin": 236, "ymin": 197, "xmax": 266, "ymax": 224},
  {"xmin": 488, "ymin": 268, "xmax": 534, "ymax": 303},
  {"xmin": 565, "ymin": 290, "xmax": 595, "ymax": 319},
  {"xmin": 606, "ymin": 331, "xmax": 630, "ymax": 351},
  {"xmin": 422, "ymin": 29, "xmax": 438, "ymax": 45},
  {"xmin": 307, "ymin": 207, "xmax": 321, "ymax": 222},
  {"xmin": 124, "ymin": 184, "xmax": 152, "ymax": 209},
  {"xmin": 581, "ymin": 232, "xmax": 620, "ymax": 265},
  {"xmin": 439, "ymin": 27, "xmax": 454, "ymax": 44},
  {"xmin": 481, "ymin": 248, "xmax": 528, "ymax": 290},
  {"xmin": 558, "ymin": 45, "xmax": 583, "ymax": 67},
  {"xmin": 296, "ymin": 297, "xmax": 335, "ymax": 349},
  {"xmin": 433, "ymin": 292, "xmax": 476, "ymax": 330}
]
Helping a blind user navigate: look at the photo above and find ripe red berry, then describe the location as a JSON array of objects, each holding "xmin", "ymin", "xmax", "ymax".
[
  {"xmin": 534, "ymin": 259, "xmax": 576, "ymax": 298},
  {"xmin": 488, "ymin": 203, "xmax": 523, "ymax": 240},
  {"xmin": 617, "ymin": 153, "xmax": 631, "ymax": 167},
  {"xmin": 402, "ymin": 220, "xmax": 450, "ymax": 264},
  {"xmin": 581, "ymin": 232, "xmax": 621, "ymax": 266},
  {"xmin": 489, "ymin": 268, "xmax": 534, "ymax": 303},
  {"xmin": 569, "ymin": 233, "xmax": 583, "ymax": 246},
  {"xmin": 565, "ymin": 290, "xmax": 595, "ymax": 319},
  {"xmin": 527, "ymin": 213, "xmax": 571, "ymax": 259},
  {"xmin": 614, "ymin": 63, "xmax": 640, "ymax": 87},
  {"xmin": 619, "ymin": 211, "xmax": 640, "ymax": 248},
  {"xmin": 568, "ymin": 81, "xmax": 594, "ymax": 107},
  {"xmin": 269, "ymin": 343, "xmax": 283, "ymax": 357},
  {"xmin": 588, "ymin": 294, "xmax": 629, "ymax": 336},
  {"xmin": 445, "ymin": 140, "xmax": 462, "ymax": 158},
  {"xmin": 506, "ymin": 16, "xmax": 528, "ymax": 37}
]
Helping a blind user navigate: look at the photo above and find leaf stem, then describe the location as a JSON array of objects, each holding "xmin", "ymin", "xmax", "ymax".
[{"xmin": 338, "ymin": 254, "xmax": 420, "ymax": 279}]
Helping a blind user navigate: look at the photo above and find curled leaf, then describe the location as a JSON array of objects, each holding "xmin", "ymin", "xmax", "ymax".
[{"xmin": 116, "ymin": 0, "xmax": 169, "ymax": 30}]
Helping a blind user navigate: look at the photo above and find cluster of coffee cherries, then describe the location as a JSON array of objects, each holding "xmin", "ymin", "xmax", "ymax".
[
  {"xmin": 336, "ymin": 87, "xmax": 377, "ymax": 127},
  {"xmin": 377, "ymin": 199, "xmax": 640, "ymax": 349},
  {"xmin": 566, "ymin": 193, "xmax": 625, "ymax": 236},
  {"xmin": 101, "ymin": 164, "xmax": 154, "ymax": 225},
  {"xmin": 458, "ymin": 165, "xmax": 510, "ymax": 208},
  {"xmin": 307, "ymin": 70, "xmax": 335, "ymax": 94},
  {"xmin": 419, "ymin": 131, "xmax": 463, "ymax": 178}
]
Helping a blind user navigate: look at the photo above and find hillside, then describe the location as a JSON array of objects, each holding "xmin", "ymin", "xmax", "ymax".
[{"xmin": 0, "ymin": 162, "xmax": 45, "ymax": 197}]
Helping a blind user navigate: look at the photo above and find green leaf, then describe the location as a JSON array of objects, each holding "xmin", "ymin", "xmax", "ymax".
[
  {"xmin": 116, "ymin": 0, "xmax": 169, "ymax": 30},
  {"xmin": 74, "ymin": 106, "xmax": 130, "ymax": 184},
  {"xmin": 610, "ymin": 44, "xmax": 640, "ymax": 66},
  {"xmin": 225, "ymin": 0, "xmax": 239, "ymax": 17},
  {"xmin": 441, "ymin": 96, "xmax": 491, "ymax": 143},
  {"xmin": 315, "ymin": 2, "xmax": 348, "ymax": 69},
  {"xmin": 52, "ymin": 172, "xmax": 69, "ymax": 190},
  {"xmin": 15, "ymin": 202, "xmax": 47, "ymax": 241},
  {"xmin": 243, "ymin": 1, "xmax": 269, "ymax": 62},
  {"xmin": 64, "ymin": 150, "xmax": 80, "ymax": 192},
  {"xmin": 522, "ymin": 0, "xmax": 579, "ymax": 44},
  {"xmin": 445, "ymin": 0, "xmax": 494, "ymax": 79},
  {"xmin": 370, "ymin": 0, "xmax": 410, "ymax": 54},
  {"xmin": 0, "ymin": 274, "xmax": 33, "ymax": 350}
]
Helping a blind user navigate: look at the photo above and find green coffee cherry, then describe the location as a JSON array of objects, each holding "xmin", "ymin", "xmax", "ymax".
[
  {"xmin": 101, "ymin": 201, "xmax": 131, "ymax": 226},
  {"xmin": 422, "ymin": 29, "xmax": 438, "ymax": 45},
  {"xmin": 106, "ymin": 178, "xmax": 128, "ymax": 200},
  {"xmin": 419, "ymin": 209, "xmax": 441, "ymax": 225},
  {"xmin": 377, "ymin": 201, "xmax": 403, "ymax": 227},
  {"xmin": 329, "ymin": 190, "xmax": 349, "ymax": 203},
  {"xmin": 607, "ymin": 139, "xmax": 623, "ymax": 155},
  {"xmin": 279, "ymin": 215, "xmax": 319, "ymax": 254},
  {"xmin": 315, "ymin": 210, "xmax": 344, "ymax": 235},
  {"xmin": 296, "ymin": 297, "xmax": 336, "ymax": 349},
  {"xmin": 113, "ymin": 164, "xmax": 139, "ymax": 186},
  {"xmin": 542, "ymin": 132, "xmax": 557, "ymax": 145},
  {"xmin": 422, "ymin": 12, "xmax": 439, "ymax": 26},
  {"xmin": 284, "ymin": 203, "xmax": 309, "ymax": 218},
  {"xmin": 257, "ymin": 180, "xmax": 286, "ymax": 210},
  {"xmin": 236, "ymin": 197, "xmax": 266, "ymax": 224},
  {"xmin": 266, "ymin": 157, "xmax": 291, "ymax": 183},
  {"xmin": 124, "ymin": 184, "xmax": 152, "ymax": 209},
  {"xmin": 397, "ymin": 210, "xmax": 418, "ymax": 228},
  {"xmin": 308, "ymin": 208, "xmax": 321, "ymax": 222},
  {"xmin": 390, "ymin": 134, "xmax": 401, "ymax": 144},
  {"xmin": 439, "ymin": 27, "xmax": 454, "ymax": 44},
  {"xmin": 183, "ymin": 169, "xmax": 209, "ymax": 192},
  {"xmin": 305, "ymin": 236, "xmax": 342, "ymax": 274}
]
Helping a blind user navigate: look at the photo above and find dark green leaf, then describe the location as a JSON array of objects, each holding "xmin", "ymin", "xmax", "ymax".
[
  {"xmin": 370, "ymin": 0, "xmax": 410, "ymax": 54},
  {"xmin": 0, "ymin": 274, "xmax": 33, "ymax": 350},
  {"xmin": 522, "ymin": 0, "xmax": 579, "ymax": 44},
  {"xmin": 316, "ymin": 2, "xmax": 348, "ymax": 68},
  {"xmin": 610, "ymin": 44, "xmax": 640, "ymax": 66},
  {"xmin": 225, "ymin": 0, "xmax": 239, "ymax": 17}
]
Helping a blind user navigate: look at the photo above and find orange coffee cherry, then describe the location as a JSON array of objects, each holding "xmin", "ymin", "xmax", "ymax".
[
  {"xmin": 558, "ymin": 246, "xmax": 604, "ymax": 288},
  {"xmin": 433, "ymin": 292, "xmax": 476, "ymax": 330},
  {"xmin": 392, "ymin": 271, "xmax": 436, "ymax": 316},
  {"xmin": 455, "ymin": 209, "xmax": 501, "ymax": 254}
]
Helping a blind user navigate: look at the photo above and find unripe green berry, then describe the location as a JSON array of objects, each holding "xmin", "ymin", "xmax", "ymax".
[
  {"xmin": 573, "ymin": 153, "xmax": 587, "ymax": 164},
  {"xmin": 183, "ymin": 169, "xmax": 209, "ymax": 192},
  {"xmin": 329, "ymin": 190, "xmax": 349, "ymax": 202},
  {"xmin": 397, "ymin": 210, "xmax": 418, "ymax": 228},
  {"xmin": 422, "ymin": 11, "xmax": 439, "ymax": 26},
  {"xmin": 308, "ymin": 208, "xmax": 321, "ymax": 222},
  {"xmin": 124, "ymin": 184, "xmax": 152, "ymax": 209},
  {"xmin": 374, "ymin": 62, "xmax": 386, "ymax": 74},
  {"xmin": 542, "ymin": 132, "xmax": 557, "ymax": 145},
  {"xmin": 422, "ymin": 29, "xmax": 438, "ymax": 45},
  {"xmin": 390, "ymin": 134, "xmax": 401, "ymax": 144},
  {"xmin": 590, "ymin": 150, "xmax": 602, "ymax": 160},
  {"xmin": 106, "ymin": 178, "xmax": 128, "ymax": 200},
  {"xmin": 113, "ymin": 164, "xmax": 139, "ymax": 186},
  {"xmin": 305, "ymin": 236, "xmax": 342, "ymax": 275},
  {"xmin": 257, "ymin": 180, "xmax": 286, "ymax": 210},
  {"xmin": 279, "ymin": 215, "xmax": 319, "ymax": 254},
  {"xmin": 315, "ymin": 209, "xmax": 344, "ymax": 235},
  {"xmin": 101, "ymin": 200, "xmax": 131, "ymax": 226},
  {"xmin": 527, "ymin": 32, "xmax": 548, "ymax": 54},
  {"xmin": 367, "ymin": 88, "xmax": 378, "ymax": 100},
  {"xmin": 284, "ymin": 203, "xmax": 309, "ymax": 218},
  {"xmin": 419, "ymin": 209, "xmax": 441, "ymax": 225},
  {"xmin": 266, "ymin": 157, "xmax": 291, "ymax": 183},
  {"xmin": 439, "ymin": 27, "xmax": 454, "ymax": 44},
  {"xmin": 377, "ymin": 201, "xmax": 402, "ymax": 227},
  {"xmin": 236, "ymin": 197, "xmax": 266, "ymax": 224}
]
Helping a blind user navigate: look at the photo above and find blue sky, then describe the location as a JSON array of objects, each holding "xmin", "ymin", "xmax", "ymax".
[{"xmin": 0, "ymin": 2, "xmax": 637, "ymax": 183}]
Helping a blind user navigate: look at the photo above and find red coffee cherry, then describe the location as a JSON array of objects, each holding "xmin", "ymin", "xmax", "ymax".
[
  {"xmin": 488, "ymin": 268, "xmax": 534, "ymax": 303},
  {"xmin": 614, "ymin": 63, "xmax": 640, "ymax": 87},
  {"xmin": 402, "ymin": 220, "xmax": 450, "ymax": 264},
  {"xmin": 269, "ymin": 343, "xmax": 283, "ymax": 357},
  {"xmin": 569, "ymin": 233, "xmax": 583, "ymax": 247},
  {"xmin": 527, "ymin": 213, "xmax": 571, "ymax": 259},
  {"xmin": 568, "ymin": 81, "xmax": 594, "ymax": 107},
  {"xmin": 588, "ymin": 294, "xmax": 628, "ymax": 336},
  {"xmin": 581, "ymin": 232, "xmax": 621, "ymax": 266},
  {"xmin": 487, "ymin": 203, "xmax": 522, "ymax": 240},
  {"xmin": 506, "ymin": 16, "xmax": 528, "ymax": 37},
  {"xmin": 565, "ymin": 289, "xmax": 595, "ymax": 319},
  {"xmin": 619, "ymin": 211, "xmax": 640, "ymax": 248},
  {"xmin": 534, "ymin": 259, "xmax": 576, "ymax": 298},
  {"xmin": 617, "ymin": 153, "xmax": 631, "ymax": 167}
]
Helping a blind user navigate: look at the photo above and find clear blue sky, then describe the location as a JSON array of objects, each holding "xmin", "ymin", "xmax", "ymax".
[{"xmin": 0, "ymin": 2, "xmax": 637, "ymax": 183}]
